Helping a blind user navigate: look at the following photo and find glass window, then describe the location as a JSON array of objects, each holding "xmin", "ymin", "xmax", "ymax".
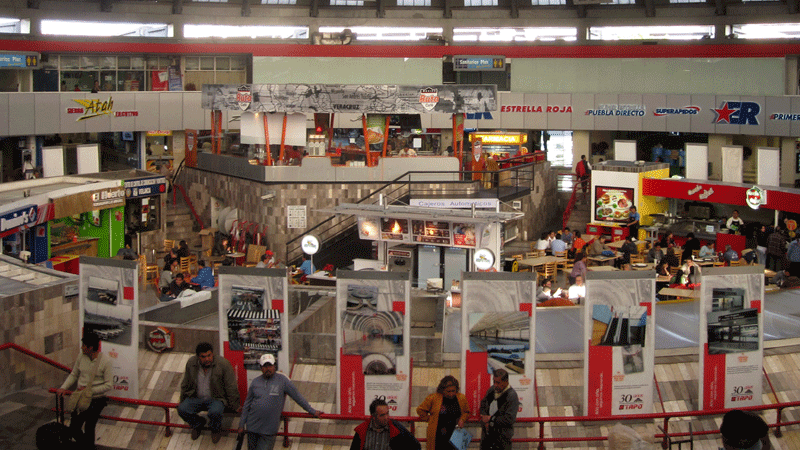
[
  {"xmin": 118, "ymin": 71, "xmax": 145, "ymax": 91},
  {"xmin": 669, "ymin": 0, "xmax": 704, "ymax": 3},
  {"xmin": 262, "ymin": 0, "xmax": 297, "ymax": 4},
  {"xmin": 230, "ymin": 56, "xmax": 247, "ymax": 70},
  {"xmin": 147, "ymin": 57, "xmax": 160, "ymax": 70},
  {"xmin": 0, "ymin": 17, "xmax": 27, "ymax": 34},
  {"xmin": 61, "ymin": 71, "xmax": 96, "ymax": 92},
  {"xmin": 60, "ymin": 55, "xmax": 80, "ymax": 70},
  {"xmin": 531, "ymin": 0, "xmax": 566, "ymax": 4},
  {"xmin": 81, "ymin": 56, "xmax": 100, "ymax": 70},
  {"xmin": 41, "ymin": 55, "xmax": 58, "ymax": 69},
  {"xmin": 185, "ymin": 24, "xmax": 308, "ymax": 39},
  {"xmin": 216, "ymin": 57, "xmax": 230, "ymax": 70},
  {"xmin": 185, "ymin": 57, "xmax": 200, "ymax": 70},
  {"xmin": 397, "ymin": 0, "xmax": 431, "ymax": 5},
  {"xmin": 100, "ymin": 56, "xmax": 116, "ymax": 69},
  {"xmin": 100, "ymin": 71, "xmax": 117, "ymax": 91},
  {"xmin": 200, "ymin": 56, "xmax": 215, "ymax": 70},
  {"xmin": 118, "ymin": 56, "xmax": 130, "ymax": 69},
  {"xmin": 130, "ymin": 56, "xmax": 145, "ymax": 69},
  {"xmin": 464, "ymin": 0, "xmax": 498, "ymax": 6},
  {"xmin": 330, "ymin": 0, "xmax": 364, "ymax": 5}
]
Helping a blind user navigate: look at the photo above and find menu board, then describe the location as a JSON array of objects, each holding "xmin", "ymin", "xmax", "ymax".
[
  {"xmin": 412, "ymin": 220, "xmax": 452, "ymax": 245},
  {"xmin": 381, "ymin": 218, "xmax": 410, "ymax": 242},
  {"xmin": 595, "ymin": 186, "xmax": 634, "ymax": 223},
  {"xmin": 453, "ymin": 223, "xmax": 477, "ymax": 247}
]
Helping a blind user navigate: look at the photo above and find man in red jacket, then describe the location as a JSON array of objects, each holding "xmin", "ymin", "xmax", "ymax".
[
  {"xmin": 575, "ymin": 154, "xmax": 592, "ymax": 200},
  {"xmin": 350, "ymin": 398, "xmax": 420, "ymax": 450}
]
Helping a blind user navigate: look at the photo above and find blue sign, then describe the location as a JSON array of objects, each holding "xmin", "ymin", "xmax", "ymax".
[
  {"xmin": 0, "ymin": 205, "xmax": 38, "ymax": 233},
  {"xmin": 125, "ymin": 176, "xmax": 167, "ymax": 199},
  {"xmin": 0, "ymin": 53, "xmax": 38, "ymax": 68},
  {"xmin": 453, "ymin": 55, "xmax": 505, "ymax": 71}
]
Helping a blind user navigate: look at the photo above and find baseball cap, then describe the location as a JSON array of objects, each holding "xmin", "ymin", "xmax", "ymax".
[
  {"xmin": 259, "ymin": 354, "xmax": 276, "ymax": 366},
  {"xmin": 265, "ymin": 250, "xmax": 274, "ymax": 257}
]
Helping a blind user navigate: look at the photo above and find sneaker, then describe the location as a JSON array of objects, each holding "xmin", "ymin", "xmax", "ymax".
[
  {"xmin": 191, "ymin": 428, "xmax": 201, "ymax": 440},
  {"xmin": 211, "ymin": 432, "xmax": 221, "ymax": 444}
]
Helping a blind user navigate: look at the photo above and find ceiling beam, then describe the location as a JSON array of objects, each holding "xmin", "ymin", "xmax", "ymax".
[
  {"xmin": 173, "ymin": 0, "xmax": 183, "ymax": 15},
  {"xmin": 242, "ymin": 0, "xmax": 252, "ymax": 16}
]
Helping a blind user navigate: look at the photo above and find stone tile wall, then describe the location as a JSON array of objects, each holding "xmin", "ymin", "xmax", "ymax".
[{"xmin": 0, "ymin": 281, "xmax": 80, "ymax": 398}]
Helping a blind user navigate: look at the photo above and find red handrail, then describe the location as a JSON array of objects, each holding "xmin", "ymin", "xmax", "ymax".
[{"xmin": 4, "ymin": 342, "xmax": 800, "ymax": 448}]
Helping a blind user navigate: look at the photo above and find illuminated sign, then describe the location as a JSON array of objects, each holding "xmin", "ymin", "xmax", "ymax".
[
  {"xmin": 301, "ymin": 235, "xmax": 320, "ymax": 255},
  {"xmin": 0, "ymin": 205, "xmax": 38, "ymax": 232},
  {"xmin": 473, "ymin": 248, "xmax": 495, "ymax": 270},
  {"xmin": 469, "ymin": 133, "xmax": 527, "ymax": 144},
  {"xmin": 453, "ymin": 56, "xmax": 505, "ymax": 71},
  {"xmin": 745, "ymin": 186, "xmax": 766, "ymax": 210},
  {"xmin": 67, "ymin": 97, "xmax": 138, "ymax": 121},
  {"xmin": 0, "ymin": 53, "xmax": 38, "ymax": 68}
]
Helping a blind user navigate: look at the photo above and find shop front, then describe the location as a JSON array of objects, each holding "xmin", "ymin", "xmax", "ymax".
[{"xmin": 641, "ymin": 177, "xmax": 800, "ymax": 254}]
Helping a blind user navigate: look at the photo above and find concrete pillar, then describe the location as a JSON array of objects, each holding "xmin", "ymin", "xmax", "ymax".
[
  {"xmin": 707, "ymin": 134, "xmax": 731, "ymax": 181},
  {"xmin": 614, "ymin": 140, "xmax": 636, "ymax": 161},
  {"xmin": 780, "ymin": 137, "xmax": 797, "ymax": 187},
  {"xmin": 572, "ymin": 130, "xmax": 591, "ymax": 168}
]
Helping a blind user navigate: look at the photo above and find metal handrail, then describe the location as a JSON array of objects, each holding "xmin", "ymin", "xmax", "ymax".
[
  {"xmin": 3, "ymin": 342, "xmax": 800, "ymax": 448},
  {"xmin": 284, "ymin": 162, "xmax": 537, "ymax": 265}
]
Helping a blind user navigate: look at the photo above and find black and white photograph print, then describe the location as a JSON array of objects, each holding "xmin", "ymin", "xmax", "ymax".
[
  {"xmin": 707, "ymin": 288, "xmax": 759, "ymax": 354},
  {"xmin": 342, "ymin": 310, "xmax": 404, "ymax": 375},
  {"xmin": 230, "ymin": 285, "xmax": 266, "ymax": 311}
]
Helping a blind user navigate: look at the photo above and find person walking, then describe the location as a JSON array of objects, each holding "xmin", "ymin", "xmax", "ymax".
[{"xmin": 416, "ymin": 375, "xmax": 470, "ymax": 450}]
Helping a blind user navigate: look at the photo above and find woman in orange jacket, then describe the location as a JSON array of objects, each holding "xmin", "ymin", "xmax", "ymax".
[{"xmin": 416, "ymin": 375, "xmax": 471, "ymax": 450}]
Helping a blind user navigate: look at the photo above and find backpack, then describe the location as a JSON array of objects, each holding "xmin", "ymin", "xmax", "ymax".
[{"xmin": 576, "ymin": 160, "xmax": 587, "ymax": 177}]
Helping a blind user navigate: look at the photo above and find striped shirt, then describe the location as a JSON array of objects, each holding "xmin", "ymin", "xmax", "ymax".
[{"xmin": 363, "ymin": 420, "xmax": 390, "ymax": 450}]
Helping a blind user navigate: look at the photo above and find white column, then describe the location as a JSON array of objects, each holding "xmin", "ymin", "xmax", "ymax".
[
  {"xmin": 721, "ymin": 146, "xmax": 743, "ymax": 184},
  {"xmin": 685, "ymin": 144, "xmax": 708, "ymax": 180},
  {"xmin": 756, "ymin": 147, "xmax": 780, "ymax": 187}
]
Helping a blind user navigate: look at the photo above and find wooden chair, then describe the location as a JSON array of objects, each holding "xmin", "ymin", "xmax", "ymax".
[
  {"xmin": 242, "ymin": 244, "xmax": 266, "ymax": 267},
  {"xmin": 729, "ymin": 259, "xmax": 742, "ymax": 267},
  {"xmin": 180, "ymin": 257, "xmax": 198, "ymax": 277},
  {"xmin": 543, "ymin": 262, "xmax": 557, "ymax": 279},
  {"xmin": 511, "ymin": 254, "xmax": 524, "ymax": 261},
  {"xmin": 164, "ymin": 239, "xmax": 175, "ymax": 253},
  {"xmin": 692, "ymin": 249, "xmax": 700, "ymax": 258},
  {"xmin": 630, "ymin": 255, "xmax": 645, "ymax": 264},
  {"xmin": 188, "ymin": 254, "xmax": 199, "ymax": 275},
  {"xmin": 668, "ymin": 266, "xmax": 680, "ymax": 279},
  {"xmin": 525, "ymin": 251, "xmax": 538, "ymax": 259},
  {"xmin": 139, "ymin": 254, "xmax": 159, "ymax": 286},
  {"xmin": 553, "ymin": 251, "xmax": 568, "ymax": 273}
]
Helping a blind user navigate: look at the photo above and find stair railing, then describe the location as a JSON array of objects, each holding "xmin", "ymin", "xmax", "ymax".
[{"xmin": 562, "ymin": 172, "xmax": 589, "ymax": 230}]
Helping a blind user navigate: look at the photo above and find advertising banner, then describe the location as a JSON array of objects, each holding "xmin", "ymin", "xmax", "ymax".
[
  {"xmin": 78, "ymin": 256, "xmax": 139, "ymax": 399},
  {"xmin": 699, "ymin": 266, "xmax": 764, "ymax": 410},
  {"xmin": 202, "ymin": 84, "xmax": 498, "ymax": 114},
  {"xmin": 336, "ymin": 271, "xmax": 411, "ymax": 416},
  {"xmin": 218, "ymin": 266, "xmax": 289, "ymax": 401},
  {"xmin": 584, "ymin": 271, "xmax": 655, "ymax": 416},
  {"xmin": 461, "ymin": 272, "xmax": 536, "ymax": 419},
  {"xmin": 594, "ymin": 186, "xmax": 635, "ymax": 223}
]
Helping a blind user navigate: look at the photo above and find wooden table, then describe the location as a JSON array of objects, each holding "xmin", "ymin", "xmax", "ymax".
[
  {"xmin": 519, "ymin": 255, "xmax": 561, "ymax": 268},
  {"xmin": 764, "ymin": 269, "xmax": 777, "ymax": 280},
  {"xmin": 227, "ymin": 252, "xmax": 245, "ymax": 266},
  {"xmin": 606, "ymin": 240, "xmax": 626, "ymax": 249},
  {"xmin": 693, "ymin": 258, "xmax": 718, "ymax": 267},
  {"xmin": 587, "ymin": 254, "xmax": 617, "ymax": 266},
  {"xmin": 630, "ymin": 263, "xmax": 654, "ymax": 271},
  {"xmin": 305, "ymin": 272, "xmax": 336, "ymax": 286},
  {"xmin": 656, "ymin": 275, "xmax": 672, "ymax": 283},
  {"xmin": 658, "ymin": 287, "xmax": 701, "ymax": 300},
  {"xmin": 588, "ymin": 266, "xmax": 618, "ymax": 272}
]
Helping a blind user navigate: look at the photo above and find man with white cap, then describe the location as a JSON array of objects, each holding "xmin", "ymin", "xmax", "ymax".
[{"xmin": 240, "ymin": 353, "xmax": 321, "ymax": 450}]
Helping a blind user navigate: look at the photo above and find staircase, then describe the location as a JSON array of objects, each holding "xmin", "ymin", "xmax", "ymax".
[
  {"xmin": 165, "ymin": 198, "xmax": 202, "ymax": 248},
  {"xmin": 564, "ymin": 192, "xmax": 591, "ymax": 233}
]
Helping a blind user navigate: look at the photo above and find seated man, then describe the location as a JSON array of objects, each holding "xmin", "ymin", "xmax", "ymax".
[
  {"xmin": 616, "ymin": 236, "xmax": 638, "ymax": 268},
  {"xmin": 536, "ymin": 278, "xmax": 562, "ymax": 303},
  {"xmin": 299, "ymin": 254, "xmax": 315, "ymax": 275},
  {"xmin": 191, "ymin": 261, "xmax": 215, "ymax": 289},
  {"xmin": 698, "ymin": 242, "xmax": 715, "ymax": 258},
  {"xmin": 550, "ymin": 233, "xmax": 567, "ymax": 254},
  {"xmin": 647, "ymin": 243, "xmax": 664, "ymax": 264},
  {"xmin": 350, "ymin": 398, "xmax": 420, "ymax": 450},
  {"xmin": 567, "ymin": 275, "xmax": 586, "ymax": 303},
  {"xmin": 588, "ymin": 236, "xmax": 610, "ymax": 256},
  {"xmin": 178, "ymin": 342, "xmax": 239, "ymax": 443},
  {"xmin": 255, "ymin": 253, "xmax": 270, "ymax": 268},
  {"xmin": 571, "ymin": 231, "xmax": 587, "ymax": 254},
  {"xmin": 161, "ymin": 273, "xmax": 189, "ymax": 301},
  {"xmin": 677, "ymin": 259, "xmax": 701, "ymax": 285},
  {"xmin": 723, "ymin": 245, "xmax": 740, "ymax": 264},
  {"xmin": 772, "ymin": 270, "xmax": 800, "ymax": 288}
]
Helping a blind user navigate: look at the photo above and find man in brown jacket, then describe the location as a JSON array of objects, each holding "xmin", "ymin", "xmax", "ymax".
[{"xmin": 178, "ymin": 342, "xmax": 240, "ymax": 443}]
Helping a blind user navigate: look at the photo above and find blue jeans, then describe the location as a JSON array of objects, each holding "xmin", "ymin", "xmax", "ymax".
[
  {"xmin": 177, "ymin": 397, "xmax": 224, "ymax": 432},
  {"xmin": 247, "ymin": 432, "xmax": 276, "ymax": 450}
]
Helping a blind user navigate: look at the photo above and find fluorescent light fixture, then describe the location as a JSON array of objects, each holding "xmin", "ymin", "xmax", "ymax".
[
  {"xmin": 453, "ymin": 27, "xmax": 577, "ymax": 42},
  {"xmin": 587, "ymin": 25, "xmax": 715, "ymax": 41},
  {"xmin": 41, "ymin": 20, "xmax": 170, "ymax": 37},
  {"xmin": 732, "ymin": 23, "xmax": 800, "ymax": 39},
  {"xmin": 319, "ymin": 26, "xmax": 443, "ymax": 41},
  {"xmin": 185, "ymin": 25, "xmax": 308, "ymax": 39}
]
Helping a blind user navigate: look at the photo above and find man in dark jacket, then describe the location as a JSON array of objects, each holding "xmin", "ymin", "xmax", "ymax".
[
  {"xmin": 480, "ymin": 369, "xmax": 520, "ymax": 450},
  {"xmin": 767, "ymin": 226, "xmax": 788, "ymax": 272},
  {"xmin": 350, "ymin": 398, "xmax": 420, "ymax": 450},
  {"xmin": 178, "ymin": 342, "xmax": 240, "ymax": 443}
]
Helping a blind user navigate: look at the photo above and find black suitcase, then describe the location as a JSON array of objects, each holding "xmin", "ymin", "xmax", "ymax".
[{"xmin": 36, "ymin": 394, "xmax": 77, "ymax": 449}]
